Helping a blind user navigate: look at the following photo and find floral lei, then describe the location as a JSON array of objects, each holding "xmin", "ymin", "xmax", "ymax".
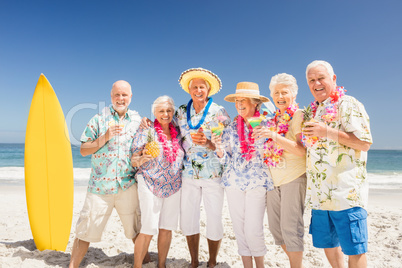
[
  {"xmin": 263, "ymin": 103, "xmax": 298, "ymax": 167},
  {"xmin": 237, "ymin": 110, "xmax": 260, "ymax": 161},
  {"xmin": 302, "ymin": 86, "xmax": 346, "ymax": 147},
  {"xmin": 154, "ymin": 119, "xmax": 181, "ymax": 163}
]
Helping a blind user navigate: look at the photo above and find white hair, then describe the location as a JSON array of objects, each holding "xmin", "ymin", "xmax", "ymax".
[
  {"xmin": 250, "ymin": 98, "xmax": 263, "ymax": 111},
  {"xmin": 152, "ymin": 95, "xmax": 175, "ymax": 116},
  {"xmin": 269, "ymin": 73, "xmax": 298, "ymax": 97},
  {"xmin": 306, "ymin": 60, "xmax": 335, "ymax": 80},
  {"xmin": 188, "ymin": 78, "xmax": 211, "ymax": 90}
]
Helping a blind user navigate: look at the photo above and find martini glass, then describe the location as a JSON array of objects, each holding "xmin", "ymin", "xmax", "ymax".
[
  {"xmin": 211, "ymin": 122, "xmax": 224, "ymax": 136},
  {"xmin": 247, "ymin": 116, "xmax": 263, "ymax": 128}
]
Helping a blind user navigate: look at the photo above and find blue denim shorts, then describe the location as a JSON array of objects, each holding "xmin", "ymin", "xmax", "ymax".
[{"xmin": 309, "ymin": 207, "xmax": 368, "ymax": 255}]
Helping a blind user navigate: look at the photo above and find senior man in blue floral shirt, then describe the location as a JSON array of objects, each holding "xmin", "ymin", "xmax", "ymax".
[{"xmin": 69, "ymin": 80, "xmax": 143, "ymax": 268}]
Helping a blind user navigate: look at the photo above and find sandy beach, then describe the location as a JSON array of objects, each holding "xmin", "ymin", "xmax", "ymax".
[{"xmin": 0, "ymin": 185, "xmax": 401, "ymax": 268}]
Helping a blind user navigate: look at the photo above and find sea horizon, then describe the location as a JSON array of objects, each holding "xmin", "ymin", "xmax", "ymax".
[{"xmin": 1, "ymin": 143, "xmax": 402, "ymax": 190}]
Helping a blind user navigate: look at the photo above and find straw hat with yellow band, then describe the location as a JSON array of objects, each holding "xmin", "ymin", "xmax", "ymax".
[
  {"xmin": 179, "ymin": 67, "xmax": 222, "ymax": 97},
  {"xmin": 224, "ymin": 81, "xmax": 270, "ymax": 103}
]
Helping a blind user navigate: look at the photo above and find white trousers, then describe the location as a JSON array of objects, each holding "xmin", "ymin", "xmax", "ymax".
[
  {"xmin": 180, "ymin": 178, "xmax": 224, "ymax": 240},
  {"xmin": 226, "ymin": 187, "xmax": 267, "ymax": 257}
]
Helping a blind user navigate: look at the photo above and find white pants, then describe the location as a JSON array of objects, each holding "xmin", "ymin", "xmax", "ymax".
[
  {"xmin": 137, "ymin": 175, "xmax": 181, "ymax": 235},
  {"xmin": 226, "ymin": 187, "xmax": 267, "ymax": 256},
  {"xmin": 180, "ymin": 178, "xmax": 224, "ymax": 241}
]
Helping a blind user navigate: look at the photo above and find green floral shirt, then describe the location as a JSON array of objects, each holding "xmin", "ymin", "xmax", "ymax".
[
  {"xmin": 81, "ymin": 106, "xmax": 141, "ymax": 194},
  {"xmin": 306, "ymin": 95, "xmax": 372, "ymax": 211}
]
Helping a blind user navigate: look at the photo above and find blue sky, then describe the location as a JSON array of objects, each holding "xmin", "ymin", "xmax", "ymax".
[{"xmin": 0, "ymin": 0, "xmax": 401, "ymax": 149}]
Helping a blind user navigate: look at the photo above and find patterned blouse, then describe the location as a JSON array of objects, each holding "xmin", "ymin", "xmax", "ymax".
[
  {"xmin": 306, "ymin": 93, "xmax": 373, "ymax": 211},
  {"xmin": 80, "ymin": 106, "xmax": 141, "ymax": 195},
  {"xmin": 174, "ymin": 101, "xmax": 231, "ymax": 181},
  {"xmin": 131, "ymin": 125, "xmax": 185, "ymax": 198},
  {"xmin": 216, "ymin": 119, "xmax": 274, "ymax": 192}
]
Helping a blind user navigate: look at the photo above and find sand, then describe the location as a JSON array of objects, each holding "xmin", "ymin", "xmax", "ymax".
[{"xmin": 1, "ymin": 185, "xmax": 401, "ymax": 268}]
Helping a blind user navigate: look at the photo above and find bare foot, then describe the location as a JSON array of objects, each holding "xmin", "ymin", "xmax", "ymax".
[
  {"xmin": 207, "ymin": 261, "xmax": 217, "ymax": 267},
  {"xmin": 189, "ymin": 261, "xmax": 199, "ymax": 268}
]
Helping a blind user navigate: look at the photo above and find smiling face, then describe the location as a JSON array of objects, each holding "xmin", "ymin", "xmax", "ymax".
[
  {"xmin": 235, "ymin": 97, "xmax": 257, "ymax": 119},
  {"xmin": 154, "ymin": 101, "xmax": 174, "ymax": 126},
  {"xmin": 188, "ymin": 78, "xmax": 211, "ymax": 104},
  {"xmin": 307, "ymin": 65, "xmax": 337, "ymax": 103},
  {"xmin": 271, "ymin": 84, "xmax": 296, "ymax": 112},
  {"xmin": 111, "ymin": 81, "xmax": 132, "ymax": 115}
]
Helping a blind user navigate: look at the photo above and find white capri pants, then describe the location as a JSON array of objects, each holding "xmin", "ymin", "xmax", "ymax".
[
  {"xmin": 137, "ymin": 175, "xmax": 181, "ymax": 235},
  {"xmin": 226, "ymin": 187, "xmax": 267, "ymax": 257},
  {"xmin": 180, "ymin": 178, "xmax": 224, "ymax": 241}
]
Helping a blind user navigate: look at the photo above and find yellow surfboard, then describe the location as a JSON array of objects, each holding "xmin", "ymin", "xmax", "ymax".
[{"xmin": 25, "ymin": 74, "xmax": 74, "ymax": 251}]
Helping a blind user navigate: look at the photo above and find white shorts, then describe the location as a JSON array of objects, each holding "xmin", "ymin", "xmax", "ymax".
[
  {"xmin": 226, "ymin": 187, "xmax": 267, "ymax": 257},
  {"xmin": 75, "ymin": 184, "xmax": 141, "ymax": 243},
  {"xmin": 180, "ymin": 178, "xmax": 224, "ymax": 241},
  {"xmin": 137, "ymin": 175, "xmax": 181, "ymax": 235}
]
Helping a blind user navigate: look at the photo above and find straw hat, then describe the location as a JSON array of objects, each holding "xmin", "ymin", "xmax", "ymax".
[
  {"xmin": 224, "ymin": 81, "xmax": 270, "ymax": 103},
  {"xmin": 179, "ymin": 68, "xmax": 222, "ymax": 97}
]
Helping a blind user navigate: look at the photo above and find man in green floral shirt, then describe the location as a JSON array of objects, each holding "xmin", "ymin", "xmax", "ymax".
[
  {"xmin": 302, "ymin": 60, "xmax": 372, "ymax": 268},
  {"xmin": 69, "ymin": 80, "xmax": 143, "ymax": 268}
]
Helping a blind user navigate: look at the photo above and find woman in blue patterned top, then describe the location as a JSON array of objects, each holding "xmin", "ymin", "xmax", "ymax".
[
  {"xmin": 130, "ymin": 95, "xmax": 185, "ymax": 268},
  {"xmin": 212, "ymin": 82, "xmax": 274, "ymax": 268}
]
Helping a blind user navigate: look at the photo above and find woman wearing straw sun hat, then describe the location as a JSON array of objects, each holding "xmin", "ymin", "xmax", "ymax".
[
  {"xmin": 176, "ymin": 67, "xmax": 231, "ymax": 268},
  {"xmin": 211, "ymin": 81, "xmax": 274, "ymax": 268}
]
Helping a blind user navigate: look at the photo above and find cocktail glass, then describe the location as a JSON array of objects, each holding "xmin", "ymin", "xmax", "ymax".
[
  {"xmin": 211, "ymin": 123, "xmax": 224, "ymax": 136},
  {"xmin": 247, "ymin": 117, "xmax": 263, "ymax": 128}
]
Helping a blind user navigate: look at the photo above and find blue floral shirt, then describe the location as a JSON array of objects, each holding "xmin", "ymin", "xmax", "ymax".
[
  {"xmin": 80, "ymin": 106, "xmax": 141, "ymax": 194},
  {"xmin": 217, "ymin": 119, "xmax": 274, "ymax": 191},
  {"xmin": 131, "ymin": 125, "xmax": 185, "ymax": 198},
  {"xmin": 175, "ymin": 101, "xmax": 231, "ymax": 181}
]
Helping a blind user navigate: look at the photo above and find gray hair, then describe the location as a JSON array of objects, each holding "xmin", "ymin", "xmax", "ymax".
[
  {"xmin": 250, "ymin": 98, "xmax": 263, "ymax": 111},
  {"xmin": 152, "ymin": 95, "xmax": 175, "ymax": 116},
  {"xmin": 269, "ymin": 73, "xmax": 298, "ymax": 97},
  {"xmin": 306, "ymin": 60, "xmax": 335, "ymax": 80},
  {"xmin": 188, "ymin": 78, "xmax": 211, "ymax": 90}
]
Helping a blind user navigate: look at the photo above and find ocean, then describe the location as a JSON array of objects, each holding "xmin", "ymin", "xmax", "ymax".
[{"xmin": 1, "ymin": 143, "xmax": 402, "ymax": 189}]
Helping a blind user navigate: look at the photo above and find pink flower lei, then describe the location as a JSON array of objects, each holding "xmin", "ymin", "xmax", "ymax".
[
  {"xmin": 237, "ymin": 110, "xmax": 260, "ymax": 161},
  {"xmin": 154, "ymin": 119, "xmax": 181, "ymax": 163},
  {"xmin": 263, "ymin": 103, "xmax": 298, "ymax": 167},
  {"xmin": 302, "ymin": 86, "xmax": 346, "ymax": 147},
  {"xmin": 311, "ymin": 86, "xmax": 346, "ymax": 122}
]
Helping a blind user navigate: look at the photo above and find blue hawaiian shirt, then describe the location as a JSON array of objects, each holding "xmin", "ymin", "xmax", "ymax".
[
  {"xmin": 217, "ymin": 119, "xmax": 274, "ymax": 191},
  {"xmin": 175, "ymin": 101, "xmax": 231, "ymax": 181},
  {"xmin": 80, "ymin": 106, "xmax": 141, "ymax": 194}
]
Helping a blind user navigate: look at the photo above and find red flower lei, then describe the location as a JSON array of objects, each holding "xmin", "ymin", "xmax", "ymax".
[
  {"xmin": 154, "ymin": 119, "xmax": 180, "ymax": 163},
  {"xmin": 237, "ymin": 110, "xmax": 260, "ymax": 161},
  {"xmin": 263, "ymin": 103, "xmax": 298, "ymax": 167}
]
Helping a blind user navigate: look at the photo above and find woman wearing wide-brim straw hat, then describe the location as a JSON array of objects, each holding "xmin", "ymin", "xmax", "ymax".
[
  {"xmin": 139, "ymin": 67, "xmax": 231, "ymax": 268},
  {"xmin": 211, "ymin": 81, "xmax": 274, "ymax": 268}
]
